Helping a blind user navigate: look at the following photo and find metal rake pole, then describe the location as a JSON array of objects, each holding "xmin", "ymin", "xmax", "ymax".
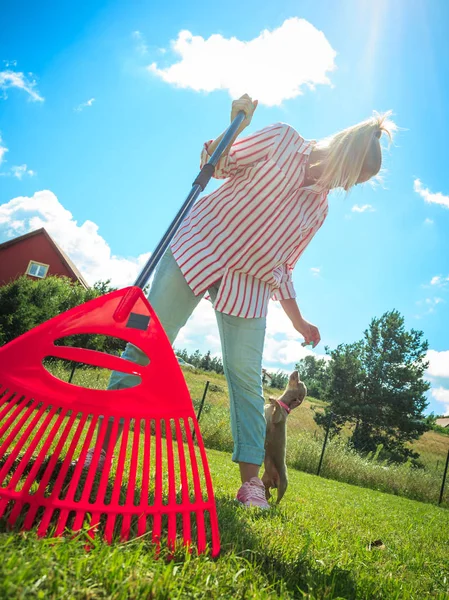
[{"xmin": 134, "ymin": 111, "xmax": 246, "ymax": 289}]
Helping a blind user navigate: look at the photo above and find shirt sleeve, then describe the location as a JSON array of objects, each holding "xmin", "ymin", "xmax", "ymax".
[
  {"xmin": 200, "ymin": 122, "xmax": 286, "ymax": 179},
  {"xmin": 271, "ymin": 266, "xmax": 296, "ymax": 301}
]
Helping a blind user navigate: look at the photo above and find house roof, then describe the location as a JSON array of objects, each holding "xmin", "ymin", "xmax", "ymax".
[
  {"xmin": 0, "ymin": 228, "xmax": 89, "ymax": 289},
  {"xmin": 436, "ymin": 417, "xmax": 449, "ymax": 428}
]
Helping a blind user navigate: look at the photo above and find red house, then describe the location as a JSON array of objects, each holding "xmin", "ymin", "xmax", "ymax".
[{"xmin": 0, "ymin": 228, "xmax": 89, "ymax": 289}]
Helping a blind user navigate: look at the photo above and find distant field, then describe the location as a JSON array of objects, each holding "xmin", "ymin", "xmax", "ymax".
[
  {"xmin": 40, "ymin": 363, "xmax": 449, "ymax": 506},
  {"xmin": 181, "ymin": 368, "xmax": 449, "ymax": 468}
]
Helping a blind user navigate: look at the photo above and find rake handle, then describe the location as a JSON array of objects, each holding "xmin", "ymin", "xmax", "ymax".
[{"xmin": 134, "ymin": 110, "xmax": 246, "ymax": 289}]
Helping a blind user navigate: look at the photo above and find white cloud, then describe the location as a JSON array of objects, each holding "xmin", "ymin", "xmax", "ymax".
[
  {"xmin": 175, "ymin": 299, "xmax": 220, "ymax": 352},
  {"xmin": 74, "ymin": 98, "xmax": 95, "ymax": 112},
  {"xmin": 414, "ymin": 178, "xmax": 449, "ymax": 209},
  {"xmin": 264, "ymin": 302, "xmax": 329, "ymax": 367},
  {"xmin": 148, "ymin": 18, "xmax": 336, "ymax": 106},
  {"xmin": 426, "ymin": 350, "xmax": 449, "ymax": 378},
  {"xmin": 0, "ymin": 69, "xmax": 44, "ymax": 102},
  {"xmin": 132, "ymin": 30, "xmax": 149, "ymax": 55},
  {"xmin": 424, "ymin": 218, "xmax": 434, "ymax": 225},
  {"xmin": 311, "ymin": 267, "xmax": 321, "ymax": 277},
  {"xmin": 431, "ymin": 387, "xmax": 449, "ymax": 416},
  {"xmin": 0, "ymin": 191, "xmax": 150, "ymax": 287},
  {"xmin": 415, "ymin": 297, "xmax": 444, "ymax": 317},
  {"xmin": 0, "ymin": 135, "xmax": 7, "ymax": 165},
  {"xmin": 430, "ymin": 275, "xmax": 449, "ymax": 288},
  {"xmin": 352, "ymin": 204, "xmax": 375, "ymax": 213},
  {"xmin": 11, "ymin": 164, "xmax": 35, "ymax": 179}
]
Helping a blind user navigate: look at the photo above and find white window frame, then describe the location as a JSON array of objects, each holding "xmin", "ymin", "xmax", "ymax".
[{"xmin": 26, "ymin": 260, "xmax": 49, "ymax": 279}]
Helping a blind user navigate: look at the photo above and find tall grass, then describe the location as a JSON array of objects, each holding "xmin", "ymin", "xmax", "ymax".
[
  {"xmin": 43, "ymin": 363, "xmax": 448, "ymax": 508},
  {"xmin": 195, "ymin": 400, "xmax": 448, "ymax": 507}
]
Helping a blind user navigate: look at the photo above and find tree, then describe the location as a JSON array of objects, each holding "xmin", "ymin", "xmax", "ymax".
[
  {"xmin": 316, "ymin": 310, "xmax": 430, "ymax": 464},
  {"xmin": 189, "ymin": 349, "xmax": 202, "ymax": 368},
  {"xmin": 0, "ymin": 275, "xmax": 125, "ymax": 355},
  {"xmin": 314, "ymin": 341, "xmax": 365, "ymax": 435},
  {"xmin": 269, "ymin": 371, "xmax": 289, "ymax": 389},
  {"xmin": 296, "ymin": 354, "xmax": 330, "ymax": 399},
  {"xmin": 210, "ymin": 355, "xmax": 224, "ymax": 374},
  {"xmin": 200, "ymin": 350, "xmax": 212, "ymax": 371}
]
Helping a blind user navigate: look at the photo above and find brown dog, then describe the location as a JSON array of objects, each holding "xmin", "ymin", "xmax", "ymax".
[{"xmin": 261, "ymin": 371, "xmax": 307, "ymax": 504}]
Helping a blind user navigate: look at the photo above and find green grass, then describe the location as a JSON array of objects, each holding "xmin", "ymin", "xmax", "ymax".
[
  {"xmin": 1, "ymin": 448, "xmax": 449, "ymax": 599},
  {"xmin": 1, "ymin": 364, "xmax": 449, "ymax": 598}
]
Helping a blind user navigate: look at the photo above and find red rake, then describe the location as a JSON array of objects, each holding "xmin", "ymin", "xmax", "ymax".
[{"xmin": 0, "ymin": 111, "xmax": 246, "ymax": 556}]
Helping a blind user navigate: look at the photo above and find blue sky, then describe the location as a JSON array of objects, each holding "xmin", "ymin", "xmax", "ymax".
[{"xmin": 1, "ymin": 0, "xmax": 448, "ymax": 415}]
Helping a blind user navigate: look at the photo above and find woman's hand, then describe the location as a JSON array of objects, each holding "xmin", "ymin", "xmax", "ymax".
[
  {"xmin": 231, "ymin": 94, "xmax": 258, "ymax": 131},
  {"xmin": 279, "ymin": 298, "xmax": 321, "ymax": 349},
  {"xmin": 295, "ymin": 318, "xmax": 321, "ymax": 349}
]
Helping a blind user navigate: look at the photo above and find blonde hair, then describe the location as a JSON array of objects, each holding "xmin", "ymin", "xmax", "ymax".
[{"xmin": 313, "ymin": 111, "xmax": 397, "ymax": 192}]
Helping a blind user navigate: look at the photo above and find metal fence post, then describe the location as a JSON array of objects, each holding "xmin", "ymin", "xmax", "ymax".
[
  {"xmin": 438, "ymin": 448, "xmax": 449, "ymax": 506},
  {"xmin": 68, "ymin": 363, "xmax": 77, "ymax": 383},
  {"xmin": 192, "ymin": 380, "xmax": 210, "ymax": 442},
  {"xmin": 317, "ymin": 411, "xmax": 333, "ymax": 476}
]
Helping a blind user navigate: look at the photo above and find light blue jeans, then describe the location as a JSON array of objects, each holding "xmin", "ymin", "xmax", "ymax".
[{"xmin": 108, "ymin": 248, "xmax": 267, "ymax": 466}]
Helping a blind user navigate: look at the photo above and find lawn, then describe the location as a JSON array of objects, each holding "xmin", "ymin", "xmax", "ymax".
[
  {"xmin": 1, "ymin": 446, "xmax": 448, "ymax": 599},
  {"xmin": 1, "ymin": 363, "xmax": 448, "ymax": 599}
]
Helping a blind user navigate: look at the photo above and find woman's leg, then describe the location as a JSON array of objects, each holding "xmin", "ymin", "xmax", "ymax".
[
  {"xmin": 211, "ymin": 300, "xmax": 267, "ymax": 484},
  {"xmin": 100, "ymin": 248, "xmax": 203, "ymax": 452}
]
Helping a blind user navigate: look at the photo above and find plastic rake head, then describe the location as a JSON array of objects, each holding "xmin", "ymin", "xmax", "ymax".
[{"xmin": 0, "ymin": 286, "xmax": 220, "ymax": 556}]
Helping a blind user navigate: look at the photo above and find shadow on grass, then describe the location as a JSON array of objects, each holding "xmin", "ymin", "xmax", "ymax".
[
  {"xmin": 215, "ymin": 495, "xmax": 358, "ymax": 599},
  {"xmin": 0, "ymin": 454, "xmax": 358, "ymax": 598},
  {"xmin": 0, "ymin": 453, "xmax": 214, "ymax": 554}
]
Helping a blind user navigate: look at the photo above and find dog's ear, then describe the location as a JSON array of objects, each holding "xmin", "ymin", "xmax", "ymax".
[{"xmin": 268, "ymin": 396, "xmax": 277, "ymax": 405}]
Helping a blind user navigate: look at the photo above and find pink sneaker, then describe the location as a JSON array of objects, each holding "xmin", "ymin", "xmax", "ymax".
[
  {"xmin": 236, "ymin": 477, "xmax": 270, "ymax": 509},
  {"xmin": 76, "ymin": 448, "xmax": 108, "ymax": 473}
]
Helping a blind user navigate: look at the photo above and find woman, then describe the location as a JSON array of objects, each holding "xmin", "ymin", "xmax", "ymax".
[{"xmin": 88, "ymin": 94, "xmax": 395, "ymax": 509}]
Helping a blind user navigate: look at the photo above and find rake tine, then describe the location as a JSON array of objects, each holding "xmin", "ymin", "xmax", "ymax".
[
  {"xmin": 89, "ymin": 512, "xmax": 101, "ymax": 540},
  {"xmin": 174, "ymin": 420, "xmax": 191, "ymax": 550},
  {"xmin": 63, "ymin": 416, "xmax": 99, "ymax": 501},
  {"xmin": 54, "ymin": 508, "xmax": 71, "ymax": 538},
  {"xmin": 184, "ymin": 418, "xmax": 206, "ymax": 553},
  {"xmin": 24, "ymin": 409, "xmax": 75, "ymax": 531},
  {"xmin": 152, "ymin": 419, "xmax": 163, "ymax": 549},
  {"xmin": 105, "ymin": 418, "xmax": 130, "ymax": 543},
  {"xmin": 0, "ymin": 497, "xmax": 10, "ymax": 519},
  {"xmin": 95, "ymin": 418, "xmax": 119, "ymax": 543},
  {"xmin": 165, "ymin": 419, "xmax": 177, "ymax": 552},
  {"xmin": 0, "ymin": 400, "xmax": 46, "ymax": 485},
  {"xmin": 73, "ymin": 416, "xmax": 109, "ymax": 533},
  {"xmin": 191, "ymin": 417, "xmax": 220, "ymax": 556},
  {"xmin": 137, "ymin": 419, "xmax": 151, "ymax": 538},
  {"xmin": 0, "ymin": 397, "xmax": 39, "ymax": 459},
  {"xmin": 8, "ymin": 406, "xmax": 59, "ymax": 525},
  {"xmin": 0, "ymin": 391, "xmax": 25, "ymax": 424},
  {"xmin": 51, "ymin": 414, "xmax": 95, "ymax": 537},
  {"xmin": 7, "ymin": 406, "xmax": 58, "ymax": 489},
  {"xmin": 121, "ymin": 418, "xmax": 140, "ymax": 542}
]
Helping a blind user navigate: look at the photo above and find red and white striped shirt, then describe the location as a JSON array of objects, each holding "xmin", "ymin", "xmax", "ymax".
[{"xmin": 171, "ymin": 122, "xmax": 329, "ymax": 318}]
